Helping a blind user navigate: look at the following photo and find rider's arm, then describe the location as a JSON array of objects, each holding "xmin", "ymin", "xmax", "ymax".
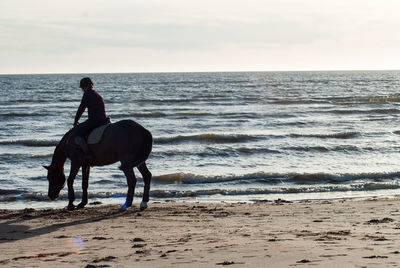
[{"xmin": 74, "ymin": 92, "xmax": 88, "ymax": 126}]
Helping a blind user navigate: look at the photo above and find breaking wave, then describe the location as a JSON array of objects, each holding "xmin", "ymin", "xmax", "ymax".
[
  {"xmin": 155, "ymin": 133, "xmax": 260, "ymax": 144},
  {"xmin": 151, "ymin": 171, "xmax": 400, "ymax": 185},
  {"xmin": 0, "ymin": 112, "xmax": 44, "ymax": 118},
  {"xmin": 289, "ymin": 132, "xmax": 360, "ymax": 139},
  {"xmin": 328, "ymin": 108, "xmax": 400, "ymax": 115},
  {"xmin": 2, "ymin": 179, "xmax": 400, "ymax": 203},
  {"xmin": 0, "ymin": 139, "xmax": 58, "ymax": 147}
]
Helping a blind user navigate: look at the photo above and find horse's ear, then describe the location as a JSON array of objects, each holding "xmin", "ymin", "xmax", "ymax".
[{"xmin": 43, "ymin": 165, "xmax": 50, "ymax": 170}]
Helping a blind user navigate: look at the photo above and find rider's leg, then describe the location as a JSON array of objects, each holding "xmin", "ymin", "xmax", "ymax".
[{"xmin": 73, "ymin": 120, "xmax": 95, "ymax": 162}]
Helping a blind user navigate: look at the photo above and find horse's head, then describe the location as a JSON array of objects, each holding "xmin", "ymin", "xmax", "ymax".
[{"xmin": 43, "ymin": 165, "xmax": 66, "ymax": 200}]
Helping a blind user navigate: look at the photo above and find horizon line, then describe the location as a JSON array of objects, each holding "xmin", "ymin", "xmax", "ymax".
[{"xmin": 1, "ymin": 68, "xmax": 400, "ymax": 76}]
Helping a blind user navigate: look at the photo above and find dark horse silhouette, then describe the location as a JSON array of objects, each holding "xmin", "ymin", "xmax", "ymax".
[{"xmin": 44, "ymin": 120, "xmax": 153, "ymax": 211}]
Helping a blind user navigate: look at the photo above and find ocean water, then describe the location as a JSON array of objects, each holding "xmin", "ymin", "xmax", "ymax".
[{"xmin": 2, "ymin": 71, "xmax": 400, "ymax": 209}]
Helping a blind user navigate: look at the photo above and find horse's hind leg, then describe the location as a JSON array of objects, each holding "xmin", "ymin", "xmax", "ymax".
[
  {"xmin": 122, "ymin": 168, "xmax": 137, "ymax": 210},
  {"xmin": 138, "ymin": 162, "xmax": 152, "ymax": 210}
]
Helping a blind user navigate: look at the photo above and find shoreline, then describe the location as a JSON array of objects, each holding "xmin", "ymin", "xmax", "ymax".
[
  {"xmin": 3, "ymin": 188, "xmax": 400, "ymax": 211},
  {"xmin": 1, "ymin": 198, "xmax": 400, "ymax": 267}
]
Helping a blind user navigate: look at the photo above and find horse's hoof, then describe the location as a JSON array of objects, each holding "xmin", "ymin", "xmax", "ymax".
[
  {"xmin": 120, "ymin": 201, "xmax": 131, "ymax": 211},
  {"xmin": 67, "ymin": 204, "xmax": 75, "ymax": 211},
  {"xmin": 140, "ymin": 202, "xmax": 148, "ymax": 211},
  {"xmin": 77, "ymin": 203, "xmax": 86, "ymax": 209}
]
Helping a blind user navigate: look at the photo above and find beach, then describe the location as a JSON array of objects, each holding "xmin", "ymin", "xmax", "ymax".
[{"xmin": 1, "ymin": 198, "xmax": 400, "ymax": 267}]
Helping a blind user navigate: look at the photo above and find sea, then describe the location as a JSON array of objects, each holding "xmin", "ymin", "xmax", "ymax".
[{"xmin": 2, "ymin": 71, "xmax": 400, "ymax": 209}]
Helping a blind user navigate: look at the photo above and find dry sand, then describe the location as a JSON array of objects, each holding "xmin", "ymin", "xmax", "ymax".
[{"xmin": 1, "ymin": 198, "xmax": 400, "ymax": 267}]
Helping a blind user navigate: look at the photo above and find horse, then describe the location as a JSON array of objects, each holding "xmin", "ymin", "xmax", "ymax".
[{"xmin": 43, "ymin": 119, "xmax": 153, "ymax": 211}]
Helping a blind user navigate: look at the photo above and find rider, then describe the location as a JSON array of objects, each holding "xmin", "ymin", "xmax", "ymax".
[{"xmin": 73, "ymin": 77, "xmax": 108, "ymax": 162}]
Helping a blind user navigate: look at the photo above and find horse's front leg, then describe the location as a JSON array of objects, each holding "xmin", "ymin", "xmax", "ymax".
[
  {"xmin": 77, "ymin": 165, "xmax": 90, "ymax": 209},
  {"xmin": 67, "ymin": 162, "xmax": 81, "ymax": 211}
]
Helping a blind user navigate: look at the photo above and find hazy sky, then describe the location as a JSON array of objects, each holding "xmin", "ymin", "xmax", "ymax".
[{"xmin": 1, "ymin": 0, "xmax": 400, "ymax": 74}]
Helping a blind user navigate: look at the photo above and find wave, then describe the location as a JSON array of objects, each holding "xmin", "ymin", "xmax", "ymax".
[
  {"xmin": 150, "ymin": 171, "xmax": 400, "ymax": 185},
  {"xmin": 235, "ymin": 147, "xmax": 281, "ymax": 154},
  {"xmin": 0, "ymin": 189, "xmax": 21, "ymax": 195},
  {"xmin": 8, "ymin": 172, "xmax": 399, "ymax": 192},
  {"xmin": 151, "ymin": 172, "xmax": 284, "ymax": 185},
  {"xmin": 10, "ymin": 99, "xmax": 47, "ymax": 104},
  {"xmin": 289, "ymin": 132, "xmax": 360, "ymax": 139},
  {"xmin": 2, "ymin": 180, "xmax": 400, "ymax": 203},
  {"xmin": 112, "ymin": 112, "xmax": 167, "ymax": 118},
  {"xmin": 284, "ymin": 146, "xmax": 330, "ymax": 152},
  {"xmin": 177, "ymin": 112, "xmax": 213, "ymax": 117},
  {"xmin": 0, "ymin": 112, "xmax": 43, "ymax": 118},
  {"xmin": 328, "ymin": 108, "xmax": 400, "ymax": 115},
  {"xmin": 111, "ymin": 111, "xmax": 262, "ymax": 120},
  {"xmin": 155, "ymin": 146, "xmax": 281, "ymax": 158},
  {"xmin": 149, "ymin": 182, "xmax": 400, "ymax": 198},
  {"xmin": 0, "ymin": 153, "xmax": 53, "ymax": 161},
  {"xmin": 135, "ymin": 98, "xmax": 193, "ymax": 104},
  {"xmin": 283, "ymin": 145, "xmax": 361, "ymax": 153},
  {"xmin": 0, "ymin": 139, "xmax": 58, "ymax": 147},
  {"xmin": 271, "ymin": 99, "xmax": 327, "ymax": 105},
  {"xmin": 155, "ymin": 133, "xmax": 260, "ymax": 144},
  {"xmin": 30, "ymin": 153, "xmax": 53, "ymax": 159},
  {"xmin": 334, "ymin": 96, "xmax": 400, "ymax": 105}
]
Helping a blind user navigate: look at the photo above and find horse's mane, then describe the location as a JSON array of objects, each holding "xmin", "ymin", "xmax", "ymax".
[{"xmin": 50, "ymin": 128, "xmax": 74, "ymax": 168}]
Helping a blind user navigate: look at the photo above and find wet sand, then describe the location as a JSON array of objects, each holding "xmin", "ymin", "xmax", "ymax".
[{"xmin": 1, "ymin": 198, "xmax": 400, "ymax": 267}]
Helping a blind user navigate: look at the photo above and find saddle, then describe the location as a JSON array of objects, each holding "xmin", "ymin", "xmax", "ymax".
[{"xmin": 87, "ymin": 123, "xmax": 111, "ymax": 145}]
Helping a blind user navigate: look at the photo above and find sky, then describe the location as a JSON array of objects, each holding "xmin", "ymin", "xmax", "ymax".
[{"xmin": 1, "ymin": 0, "xmax": 400, "ymax": 74}]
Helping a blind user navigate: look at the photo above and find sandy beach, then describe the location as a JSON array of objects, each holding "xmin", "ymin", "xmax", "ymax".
[{"xmin": 1, "ymin": 198, "xmax": 400, "ymax": 267}]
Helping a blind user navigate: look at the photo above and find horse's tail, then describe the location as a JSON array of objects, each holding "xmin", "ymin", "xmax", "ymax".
[{"xmin": 119, "ymin": 127, "xmax": 153, "ymax": 171}]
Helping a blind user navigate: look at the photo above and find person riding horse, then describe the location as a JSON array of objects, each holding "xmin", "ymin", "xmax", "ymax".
[
  {"xmin": 73, "ymin": 77, "xmax": 109, "ymax": 162},
  {"xmin": 45, "ymin": 77, "xmax": 153, "ymax": 210}
]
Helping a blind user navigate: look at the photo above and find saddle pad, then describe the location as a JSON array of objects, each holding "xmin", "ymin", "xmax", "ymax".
[{"xmin": 88, "ymin": 124, "xmax": 110, "ymax": 144}]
